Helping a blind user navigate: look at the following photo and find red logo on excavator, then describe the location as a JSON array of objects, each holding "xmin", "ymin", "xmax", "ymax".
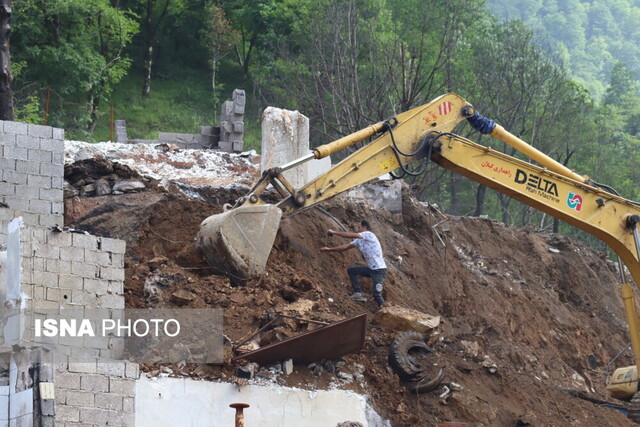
[{"xmin": 438, "ymin": 101, "xmax": 452, "ymax": 115}]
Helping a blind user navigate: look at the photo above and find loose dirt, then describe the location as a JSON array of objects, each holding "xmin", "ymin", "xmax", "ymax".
[{"xmin": 64, "ymin": 158, "xmax": 638, "ymax": 426}]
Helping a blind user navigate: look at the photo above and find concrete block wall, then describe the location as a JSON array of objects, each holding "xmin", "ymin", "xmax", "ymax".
[
  {"xmin": 0, "ymin": 121, "xmax": 64, "ymax": 244},
  {"xmin": 6, "ymin": 219, "xmax": 138, "ymax": 426}
]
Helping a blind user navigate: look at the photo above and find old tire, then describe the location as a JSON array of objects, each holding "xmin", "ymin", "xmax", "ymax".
[
  {"xmin": 629, "ymin": 392, "xmax": 640, "ymax": 424},
  {"xmin": 389, "ymin": 331, "xmax": 433, "ymax": 380},
  {"xmin": 408, "ymin": 366, "xmax": 446, "ymax": 394}
]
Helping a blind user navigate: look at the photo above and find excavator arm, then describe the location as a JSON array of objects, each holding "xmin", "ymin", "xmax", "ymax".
[{"xmin": 197, "ymin": 92, "xmax": 640, "ymax": 410}]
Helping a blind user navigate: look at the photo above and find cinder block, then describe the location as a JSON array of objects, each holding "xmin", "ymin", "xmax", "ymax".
[
  {"xmin": 46, "ymin": 259, "xmax": 72, "ymax": 274},
  {"xmin": 15, "ymin": 184, "xmax": 40, "ymax": 200},
  {"xmin": 94, "ymin": 392, "xmax": 123, "ymax": 411},
  {"xmin": 79, "ymin": 374, "xmax": 109, "ymax": 392},
  {"xmin": 17, "ymin": 134, "xmax": 41, "ymax": 149},
  {"xmin": 99, "ymin": 237, "xmax": 126, "ymax": 254},
  {"xmin": 109, "ymin": 378, "xmax": 135, "ymax": 395},
  {"xmin": 46, "ymin": 230, "xmax": 72, "ymax": 246},
  {"xmin": 39, "ymin": 163, "xmax": 62, "ymax": 180},
  {"xmin": 85, "ymin": 249, "xmax": 111, "ymax": 266},
  {"xmin": 0, "ymin": 131, "xmax": 16, "ymax": 146},
  {"xmin": 122, "ymin": 396, "xmax": 134, "ymax": 412},
  {"xmin": 51, "ymin": 176, "xmax": 64, "ymax": 190},
  {"xmin": 58, "ymin": 275, "xmax": 84, "ymax": 291},
  {"xmin": 98, "ymin": 294, "xmax": 124, "ymax": 309},
  {"xmin": 52, "ymin": 128, "xmax": 64, "ymax": 140},
  {"xmin": 0, "ymin": 181, "xmax": 16, "ymax": 196},
  {"xmin": 72, "ymin": 233, "xmax": 98, "ymax": 250},
  {"xmin": 107, "ymin": 280, "xmax": 124, "ymax": 295},
  {"xmin": 0, "ymin": 156, "xmax": 16, "ymax": 169},
  {"xmin": 50, "ymin": 139, "xmax": 64, "ymax": 154},
  {"xmin": 71, "ymin": 261, "xmax": 98, "ymax": 279},
  {"xmin": 71, "ymin": 290, "xmax": 98, "ymax": 305},
  {"xmin": 32, "ymin": 242, "xmax": 60, "ymax": 259},
  {"xmin": 124, "ymin": 363, "xmax": 139, "ymax": 380},
  {"xmin": 4, "ymin": 171, "xmax": 28, "ymax": 185},
  {"xmin": 39, "ymin": 188, "xmax": 63, "ymax": 202},
  {"xmin": 40, "ymin": 214, "xmax": 61, "ymax": 228},
  {"xmin": 28, "ymin": 148, "xmax": 52, "ymax": 163},
  {"xmin": 54, "ymin": 387, "xmax": 66, "ymax": 405},
  {"xmin": 51, "ymin": 202, "xmax": 63, "ymax": 215},
  {"xmin": 59, "ymin": 246, "xmax": 85, "ymax": 262},
  {"xmin": 6, "ymin": 196, "xmax": 29, "ymax": 212},
  {"xmin": 40, "ymin": 398, "xmax": 55, "ymax": 416},
  {"xmin": 27, "ymin": 174, "xmax": 51, "ymax": 188},
  {"xmin": 5, "ymin": 145, "xmax": 29, "ymax": 161},
  {"xmin": 51, "ymin": 152, "xmax": 64, "ymax": 166},
  {"xmin": 68, "ymin": 362, "xmax": 97, "ymax": 375},
  {"xmin": 65, "ymin": 390, "xmax": 95, "ymax": 407},
  {"xmin": 55, "ymin": 404, "xmax": 79, "ymax": 422},
  {"xmin": 96, "ymin": 362, "xmax": 125, "ymax": 377},
  {"xmin": 28, "ymin": 199, "xmax": 51, "ymax": 215},
  {"xmin": 83, "ymin": 278, "xmax": 109, "ymax": 295},
  {"xmin": 3, "ymin": 121, "xmax": 28, "ymax": 135},
  {"xmin": 27, "ymin": 123, "xmax": 53, "ymax": 139},
  {"xmin": 46, "ymin": 287, "xmax": 61, "ymax": 302},
  {"xmin": 99, "ymin": 267, "xmax": 124, "ymax": 282},
  {"xmin": 31, "ymin": 271, "xmax": 60, "ymax": 288},
  {"xmin": 110, "ymin": 253, "xmax": 124, "ymax": 269},
  {"xmin": 16, "ymin": 159, "xmax": 40, "ymax": 175},
  {"xmin": 79, "ymin": 407, "xmax": 129, "ymax": 425}
]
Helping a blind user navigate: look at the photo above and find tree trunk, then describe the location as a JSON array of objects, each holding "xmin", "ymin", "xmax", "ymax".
[
  {"xmin": 474, "ymin": 184, "xmax": 486, "ymax": 217},
  {"xmin": 0, "ymin": 0, "xmax": 14, "ymax": 121},
  {"xmin": 142, "ymin": 0, "xmax": 153, "ymax": 98}
]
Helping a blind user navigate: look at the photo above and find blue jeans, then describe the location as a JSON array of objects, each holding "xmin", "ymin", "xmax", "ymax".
[{"xmin": 347, "ymin": 266, "xmax": 387, "ymax": 306}]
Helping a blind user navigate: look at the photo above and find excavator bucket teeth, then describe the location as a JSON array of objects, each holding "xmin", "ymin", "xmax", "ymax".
[{"xmin": 196, "ymin": 204, "xmax": 283, "ymax": 278}]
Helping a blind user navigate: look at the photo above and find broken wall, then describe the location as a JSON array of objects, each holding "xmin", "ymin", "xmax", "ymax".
[
  {"xmin": 261, "ymin": 107, "xmax": 331, "ymax": 189},
  {"xmin": 0, "ymin": 122, "xmax": 138, "ymax": 426},
  {"xmin": 0, "ymin": 121, "xmax": 64, "ymax": 244}
]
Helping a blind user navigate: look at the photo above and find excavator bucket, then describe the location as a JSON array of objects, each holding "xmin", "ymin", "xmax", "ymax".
[{"xmin": 196, "ymin": 204, "xmax": 283, "ymax": 278}]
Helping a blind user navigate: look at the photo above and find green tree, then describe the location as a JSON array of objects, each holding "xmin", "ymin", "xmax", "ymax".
[{"xmin": 12, "ymin": 0, "xmax": 138, "ymax": 134}]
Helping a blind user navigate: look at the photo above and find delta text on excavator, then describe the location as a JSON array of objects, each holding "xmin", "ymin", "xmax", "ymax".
[{"xmin": 195, "ymin": 93, "xmax": 640, "ymax": 421}]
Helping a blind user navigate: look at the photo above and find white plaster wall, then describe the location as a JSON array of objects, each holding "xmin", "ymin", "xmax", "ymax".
[{"xmin": 136, "ymin": 377, "xmax": 379, "ymax": 427}]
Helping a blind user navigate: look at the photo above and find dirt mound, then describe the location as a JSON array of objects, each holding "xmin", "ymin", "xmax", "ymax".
[{"xmin": 64, "ymin": 160, "xmax": 636, "ymax": 426}]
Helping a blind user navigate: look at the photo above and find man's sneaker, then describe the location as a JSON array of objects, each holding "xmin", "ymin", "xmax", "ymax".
[{"xmin": 350, "ymin": 293, "xmax": 367, "ymax": 302}]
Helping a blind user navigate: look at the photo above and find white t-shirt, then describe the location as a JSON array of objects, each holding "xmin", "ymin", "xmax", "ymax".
[{"xmin": 351, "ymin": 231, "xmax": 387, "ymax": 270}]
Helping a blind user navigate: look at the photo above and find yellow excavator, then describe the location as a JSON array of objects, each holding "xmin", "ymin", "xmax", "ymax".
[{"xmin": 196, "ymin": 93, "xmax": 640, "ymax": 419}]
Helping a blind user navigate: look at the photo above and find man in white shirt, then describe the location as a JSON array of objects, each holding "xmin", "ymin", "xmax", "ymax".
[{"xmin": 320, "ymin": 220, "xmax": 388, "ymax": 307}]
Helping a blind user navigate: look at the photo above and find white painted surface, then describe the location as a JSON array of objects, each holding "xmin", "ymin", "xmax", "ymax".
[
  {"xmin": 136, "ymin": 377, "xmax": 376, "ymax": 427},
  {"xmin": 261, "ymin": 107, "xmax": 310, "ymax": 189}
]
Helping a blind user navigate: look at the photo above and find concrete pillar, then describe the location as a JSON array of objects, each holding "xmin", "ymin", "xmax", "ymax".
[{"xmin": 261, "ymin": 107, "xmax": 311, "ymax": 189}]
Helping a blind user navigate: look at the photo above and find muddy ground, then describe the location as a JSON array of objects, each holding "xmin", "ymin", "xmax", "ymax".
[{"xmin": 64, "ymin": 159, "xmax": 639, "ymax": 426}]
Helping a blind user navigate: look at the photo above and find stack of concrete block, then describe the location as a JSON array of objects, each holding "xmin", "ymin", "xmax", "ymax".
[
  {"xmin": 219, "ymin": 89, "xmax": 245, "ymax": 153},
  {"xmin": 115, "ymin": 120, "xmax": 128, "ymax": 143},
  {"xmin": 0, "ymin": 122, "xmax": 64, "ymax": 244}
]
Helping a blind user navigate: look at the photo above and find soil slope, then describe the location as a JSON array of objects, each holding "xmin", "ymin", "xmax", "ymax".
[{"xmin": 64, "ymin": 159, "xmax": 638, "ymax": 426}]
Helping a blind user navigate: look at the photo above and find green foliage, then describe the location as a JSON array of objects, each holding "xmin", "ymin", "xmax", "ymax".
[
  {"xmin": 487, "ymin": 0, "xmax": 640, "ymax": 100},
  {"xmin": 11, "ymin": 0, "xmax": 640, "ymax": 254},
  {"xmin": 13, "ymin": 0, "xmax": 139, "ymax": 130}
]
